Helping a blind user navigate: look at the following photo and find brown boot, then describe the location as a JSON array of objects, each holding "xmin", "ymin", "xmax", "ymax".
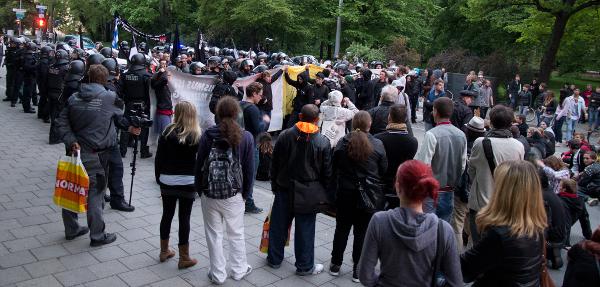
[
  {"xmin": 178, "ymin": 244, "xmax": 197, "ymax": 269},
  {"xmin": 159, "ymin": 239, "xmax": 175, "ymax": 262}
]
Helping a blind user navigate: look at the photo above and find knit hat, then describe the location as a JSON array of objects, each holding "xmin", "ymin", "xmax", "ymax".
[{"xmin": 328, "ymin": 90, "xmax": 343, "ymax": 106}]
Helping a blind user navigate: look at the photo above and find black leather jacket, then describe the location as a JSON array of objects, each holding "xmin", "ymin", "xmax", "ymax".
[
  {"xmin": 578, "ymin": 162, "xmax": 600, "ymax": 196},
  {"xmin": 333, "ymin": 133, "xmax": 387, "ymax": 192},
  {"xmin": 451, "ymin": 98, "xmax": 473, "ymax": 133},
  {"xmin": 461, "ymin": 226, "xmax": 543, "ymax": 287},
  {"xmin": 271, "ymin": 124, "xmax": 332, "ymax": 192},
  {"xmin": 151, "ymin": 71, "xmax": 173, "ymax": 111},
  {"xmin": 368, "ymin": 101, "xmax": 395, "ymax": 135}
]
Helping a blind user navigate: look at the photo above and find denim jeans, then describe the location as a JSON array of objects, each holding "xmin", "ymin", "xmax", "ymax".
[
  {"xmin": 245, "ymin": 147, "xmax": 259, "ymax": 206},
  {"xmin": 423, "ymin": 190, "xmax": 454, "ymax": 223},
  {"xmin": 565, "ymin": 118, "xmax": 577, "ymax": 141},
  {"xmin": 589, "ymin": 107, "xmax": 599, "ymax": 130},
  {"xmin": 519, "ymin": 105, "xmax": 529, "ymax": 116},
  {"xmin": 267, "ymin": 190, "xmax": 317, "ymax": 273}
]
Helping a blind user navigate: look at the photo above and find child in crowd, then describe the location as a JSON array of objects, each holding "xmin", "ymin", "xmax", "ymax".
[
  {"xmin": 255, "ymin": 132, "xmax": 273, "ymax": 181},
  {"xmin": 557, "ymin": 179, "xmax": 593, "ymax": 246}
]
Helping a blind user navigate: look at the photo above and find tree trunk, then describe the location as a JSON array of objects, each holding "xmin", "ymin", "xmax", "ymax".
[{"xmin": 538, "ymin": 12, "xmax": 569, "ymax": 83}]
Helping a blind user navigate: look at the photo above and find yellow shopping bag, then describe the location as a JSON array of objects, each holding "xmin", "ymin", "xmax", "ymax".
[{"xmin": 53, "ymin": 153, "xmax": 89, "ymax": 213}]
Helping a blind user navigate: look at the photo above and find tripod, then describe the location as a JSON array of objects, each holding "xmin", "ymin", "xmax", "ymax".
[{"xmin": 128, "ymin": 135, "xmax": 139, "ymax": 206}]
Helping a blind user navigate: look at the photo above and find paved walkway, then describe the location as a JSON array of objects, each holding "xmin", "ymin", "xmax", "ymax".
[{"xmin": 0, "ymin": 70, "xmax": 596, "ymax": 287}]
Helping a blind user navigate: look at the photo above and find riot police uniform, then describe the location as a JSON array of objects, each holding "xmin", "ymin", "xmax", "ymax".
[
  {"xmin": 119, "ymin": 53, "xmax": 152, "ymax": 158},
  {"xmin": 3, "ymin": 38, "xmax": 19, "ymax": 104},
  {"xmin": 37, "ymin": 46, "xmax": 53, "ymax": 121},
  {"xmin": 11, "ymin": 41, "xmax": 26, "ymax": 108},
  {"xmin": 21, "ymin": 42, "xmax": 38, "ymax": 113},
  {"xmin": 47, "ymin": 50, "xmax": 70, "ymax": 144}
]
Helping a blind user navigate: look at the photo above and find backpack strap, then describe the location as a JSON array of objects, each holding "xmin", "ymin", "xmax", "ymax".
[
  {"xmin": 482, "ymin": 137, "xmax": 496, "ymax": 176},
  {"xmin": 431, "ymin": 220, "xmax": 444, "ymax": 287}
]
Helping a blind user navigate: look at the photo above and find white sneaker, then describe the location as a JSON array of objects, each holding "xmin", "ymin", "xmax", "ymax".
[
  {"xmin": 207, "ymin": 272, "xmax": 224, "ymax": 285},
  {"xmin": 312, "ymin": 264, "xmax": 324, "ymax": 275},
  {"xmin": 232, "ymin": 266, "xmax": 252, "ymax": 281},
  {"xmin": 588, "ymin": 198, "xmax": 599, "ymax": 206}
]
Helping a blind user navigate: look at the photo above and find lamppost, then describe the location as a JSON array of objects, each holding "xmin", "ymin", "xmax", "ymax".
[{"xmin": 333, "ymin": 0, "xmax": 343, "ymax": 60}]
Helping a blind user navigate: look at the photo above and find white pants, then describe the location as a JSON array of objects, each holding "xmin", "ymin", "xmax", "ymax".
[{"xmin": 201, "ymin": 193, "xmax": 249, "ymax": 282}]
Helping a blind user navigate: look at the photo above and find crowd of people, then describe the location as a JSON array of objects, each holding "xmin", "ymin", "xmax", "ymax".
[{"xmin": 1, "ymin": 34, "xmax": 599, "ymax": 286}]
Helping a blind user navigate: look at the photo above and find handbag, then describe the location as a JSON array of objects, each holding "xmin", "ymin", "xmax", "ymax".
[
  {"xmin": 540, "ymin": 236, "xmax": 556, "ymax": 287},
  {"xmin": 431, "ymin": 220, "xmax": 449, "ymax": 287},
  {"xmin": 357, "ymin": 177, "xmax": 385, "ymax": 213},
  {"xmin": 53, "ymin": 152, "xmax": 90, "ymax": 213}
]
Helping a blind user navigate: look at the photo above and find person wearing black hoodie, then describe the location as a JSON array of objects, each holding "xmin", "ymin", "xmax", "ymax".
[
  {"xmin": 356, "ymin": 69, "xmax": 375, "ymax": 110},
  {"xmin": 209, "ymin": 70, "xmax": 243, "ymax": 115},
  {"xmin": 311, "ymin": 72, "xmax": 330, "ymax": 106},
  {"xmin": 256, "ymin": 69, "xmax": 284, "ymax": 119},
  {"xmin": 284, "ymin": 65, "xmax": 313, "ymax": 127},
  {"xmin": 151, "ymin": 59, "xmax": 174, "ymax": 136}
]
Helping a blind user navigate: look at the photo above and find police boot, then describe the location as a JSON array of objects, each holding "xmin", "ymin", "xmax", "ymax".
[
  {"xmin": 178, "ymin": 244, "xmax": 197, "ymax": 269},
  {"xmin": 159, "ymin": 239, "xmax": 175, "ymax": 262},
  {"xmin": 140, "ymin": 146, "xmax": 153, "ymax": 159}
]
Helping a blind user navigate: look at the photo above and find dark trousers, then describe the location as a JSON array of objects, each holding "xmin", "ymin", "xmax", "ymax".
[
  {"xmin": 49, "ymin": 98, "xmax": 62, "ymax": 144},
  {"xmin": 62, "ymin": 149, "xmax": 109, "ymax": 241},
  {"xmin": 267, "ymin": 190, "xmax": 317, "ymax": 273},
  {"xmin": 331, "ymin": 198, "xmax": 373, "ymax": 266},
  {"xmin": 107, "ymin": 145, "xmax": 125, "ymax": 203},
  {"xmin": 566, "ymin": 206, "xmax": 593, "ymax": 246},
  {"xmin": 37, "ymin": 79, "xmax": 48, "ymax": 119},
  {"xmin": 410, "ymin": 95, "xmax": 418, "ymax": 122},
  {"xmin": 11, "ymin": 71, "xmax": 23, "ymax": 105},
  {"xmin": 5, "ymin": 66, "xmax": 15, "ymax": 100},
  {"xmin": 21, "ymin": 75, "xmax": 35, "ymax": 111},
  {"xmin": 553, "ymin": 116, "xmax": 565, "ymax": 143},
  {"xmin": 160, "ymin": 193, "xmax": 194, "ymax": 245},
  {"xmin": 120, "ymin": 127, "xmax": 149, "ymax": 152}
]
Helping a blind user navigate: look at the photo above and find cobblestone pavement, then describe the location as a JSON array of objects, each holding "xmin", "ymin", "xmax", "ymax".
[{"xmin": 0, "ymin": 69, "xmax": 597, "ymax": 286}]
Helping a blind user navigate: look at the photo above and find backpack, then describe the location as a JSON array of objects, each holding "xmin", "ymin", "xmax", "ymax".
[{"xmin": 200, "ymin": 139, "xmax": 243, "ymax": 199}]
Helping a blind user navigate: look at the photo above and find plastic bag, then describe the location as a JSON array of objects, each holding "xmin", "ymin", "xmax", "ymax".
[
  {"xmin": 259, "ymin": 207, "xmax": 291, "ymax": 253},
  {"xmin": 53, "ymin": 152, "xmax": 89, "ymax": 213}
]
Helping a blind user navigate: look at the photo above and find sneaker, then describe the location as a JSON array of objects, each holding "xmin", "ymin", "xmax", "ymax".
[
  {"xmin": 207, "ymin": 271, "xmax": 224, "ymax": 285},
  {"xmin": 329, "ymin": 263, "xmax": 341, "ymax": 276},
  {"xmin": 245, "ymin": 203, "xmax": 263, "ymax": 214},
  {"xmin": 588, "ymin": 198, "xmax": 599, "ymax": 206},
  {"xmin": 352, "ymin": 265, "xmax": 360, "ymax": 283},
  {"xmin": 266, "ymin": 260, "xmax": 281, "ymax": 269},
  {"xmin": 555, "ymin": 142, "xmax": 562, "ymax": 147},
  {"xmin": 232, "ymin": 266, "xmax": 252, "ymax": 281},
  {"xmin": 297, "ymin": 263, "xmax": 324, "ymax": 276}
]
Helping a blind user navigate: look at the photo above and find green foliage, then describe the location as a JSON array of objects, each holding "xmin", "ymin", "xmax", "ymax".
[{"xmin": 345, "ymin": 42, "xmax": 385, "ymax": 62}]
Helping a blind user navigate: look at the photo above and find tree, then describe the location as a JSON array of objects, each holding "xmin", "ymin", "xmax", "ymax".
[{"xmin": 466, "ymin": 0, "xmax": 600, "ymax": 83}]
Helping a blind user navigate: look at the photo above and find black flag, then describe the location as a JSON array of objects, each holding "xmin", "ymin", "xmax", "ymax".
[
  {"xmin": 195, "ymin": 29, "xmax": 204, "ymax": 63},
  {"xmin": 170, "ymin": 23, "xmax": 180, "ymax": 66}
]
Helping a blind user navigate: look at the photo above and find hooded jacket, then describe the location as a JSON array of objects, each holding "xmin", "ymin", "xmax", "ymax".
[
  {"xmin": 285, "ymin": 72, "xmax": 313, "ymax": 113},
  {"xmin": 151, "ymin": 70, "xmax": 173, "ymax": 112},
  {"xmin": 56, "ymin": 83, "xmax": 130, "ymax": 150},
  {"xmin": 209, "ymin": 71, "xmax": 243, "ymax": 114},
  {"xmin": 256, "ymin": 69, "xmax": 283, "ymax": 112},
  {"xmin": 194, "ymin": 125, "xmax": 255, "ymax": 199},
  {"xmin": 358, "ymin": 208, "xmax": 461, "ymax": 287}
]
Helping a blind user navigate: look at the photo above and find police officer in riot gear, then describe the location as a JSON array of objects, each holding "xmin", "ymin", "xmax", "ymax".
[
  {"xmin": 3, "ymin": 37, "xmax": 20, "ymax": 104},
  {"xmin": 237, "ymin": 59, "xmax": 255, "ymax": 78},
  {"xmin": 11, "ymin": 39, "xmax": 26, "ymax": 109},
  {"xmin": 99, "ymin": 47, "xmax": 114, "ymax": 59},
  {"xmin": 119, "ymin": 53, "xmax": 152, "ymax": 158},
  {"xmin": 81, "ymin": 54, "xmax": 105, "ymax": 83},
  {"xmin": 202, "ymin": 56, "xmax": 221, "ymax": 76},
  {"xmin": 118, "ymin": 41, "xmax": 130, "ymax": 59},
  {"xmin": 99, "ymin": 58, "xmax": 135, "ymax": 212},
  {"xmin": 138, "ymin": 42, "xmax": 147, "ymax": 54},
  {"xmin": 21, "ymin": 42, "xmax": 38, "ymax": 113},
  {"xmin": 37, "ymin": 46, "xmax": 53, "ymax": 121},
  {"xmin": 47, "ymin": 49, "xmax": 71, "ymax": 144}
]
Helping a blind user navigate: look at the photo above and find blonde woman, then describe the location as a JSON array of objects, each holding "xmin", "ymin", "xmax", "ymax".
[
  {"xmin": 461, "ymin": 160, "xmax": 547, "ymax": 287},
  {"xmin": 155, "ymin": 101, "xmax": 201, "ymax": 269}
]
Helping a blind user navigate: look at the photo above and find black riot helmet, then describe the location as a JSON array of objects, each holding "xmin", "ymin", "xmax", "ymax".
[
  {"xmin": 25, "ymin": 41, "xmax": 37, "ymax": 52},
  {"xmin": 129, "ymin": 53, "xmax": 146, "ymax": 71},
  {"xmin": 138, "ymin": 42, "xmax": 147, "ymax": 53},
  {"xmin": 40, "ymin": 46, "xmax": 53, "ymax": 58},
  {"xmin": 55, "ymin": 49, "xmax": 70, "ymax": 65},
  {"xmin": 120, "ymin": 40, "xmax": 129, "ymax": 49},
  {"xmin": 72, "ymin": 48, "xmax": 87, "ymax": 60},
  {"xmin": 189, "ymin": 62, "xmax": 204, "ymax": 75},
  {"xmin": 99, "ymin": 47, "xmax": 113, "ymax": 58},
  {"xmin": 253, "ymin": 65, "xmax": 268, "ymax": 74},
  {"xmin": 207, "ymin": 56, "xmax": 221, "ymax": 68},
  {"xmin": 101, "ymin": 58, "xmax": 119, "ymax": 81},
  {"xmin": 65, "ymin": 60, "xmax": 86, "ymax": 82},
  {"xmin": 86, "ymin": 53, "xmax": 105, "ymax": 66},
  {"xmin": 67, "ymin": 39, "xmax": 77, "ymax": 48}
]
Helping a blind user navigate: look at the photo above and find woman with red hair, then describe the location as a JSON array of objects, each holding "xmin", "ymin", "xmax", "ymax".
[{"xmin": 357, "ymin": 160, "xmax": 462, "ymax": 286}]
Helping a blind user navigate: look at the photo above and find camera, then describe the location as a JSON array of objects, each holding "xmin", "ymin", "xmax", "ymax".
[{"xmin": 128, "ymin": 103, "xmax": 153, "ymax": 128}]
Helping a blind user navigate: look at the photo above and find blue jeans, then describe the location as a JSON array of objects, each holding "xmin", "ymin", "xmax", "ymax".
[
  {"xmin": 423, "ymin": 190, "xmax": 454, "ymax": 223},
  {"xmin": 267, "ymin": 190, "xmax": 317, "ymax": 273},
  {"xmin": 154, "ymin": 113, "xmax": 172, "ymax": 136},
  {"xmin": 245, "ymin": 147, "xmax": 259, "ymax": 206},
  {"xmin": 566, "ymin": 118, "xmax": 577, "ymax": 141},
  {"xmin": 589, "ymin": 107, "xmax": 599, "ymax": 130},
  {"xmin": 519, "ymin": 105, "xmax": 529, "ymax": 116}
]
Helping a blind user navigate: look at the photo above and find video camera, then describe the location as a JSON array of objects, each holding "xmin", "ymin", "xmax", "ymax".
[{"xmin": 128, "ymin": 103, "xmax": 153, "ymax": 129}]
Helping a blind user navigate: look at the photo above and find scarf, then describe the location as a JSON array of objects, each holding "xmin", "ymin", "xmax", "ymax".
[
  {"xmin": 558, "ymin": 192, "xmax": 578, "ymax": 199},
  {"xmin": 485, "ymin": 128, "xmax": 512, "ymax": 138},
  {"xmin": 386, "ymin": 123, "xmax": 407, "ymax": 131}
]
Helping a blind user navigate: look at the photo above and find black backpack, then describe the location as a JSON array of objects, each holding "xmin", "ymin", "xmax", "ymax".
[{"xmin": 200, "ymin": 139, "xmax": 243, "ymax": 199}]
